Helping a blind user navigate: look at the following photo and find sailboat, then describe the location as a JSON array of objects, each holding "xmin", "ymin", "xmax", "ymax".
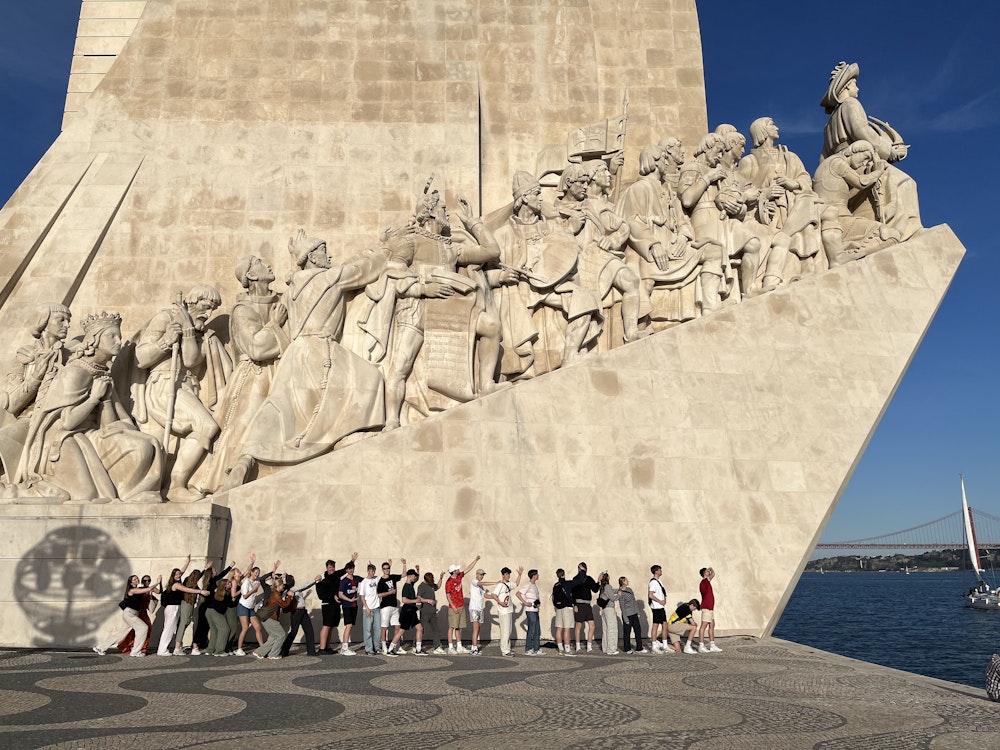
[{"xmin": 961, "ymin": 475, "xmax": 1000, "ymax": 610}]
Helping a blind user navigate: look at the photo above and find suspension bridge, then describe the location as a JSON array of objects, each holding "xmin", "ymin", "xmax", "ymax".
[{"xmin": 816, "ymin": 508, "xmax": 1000, "ymax": 551}]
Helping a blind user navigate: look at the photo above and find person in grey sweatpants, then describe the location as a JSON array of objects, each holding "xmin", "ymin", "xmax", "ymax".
[{"xmin": 598, "ymin": 571, "xmax": 620, "ymax": 655}]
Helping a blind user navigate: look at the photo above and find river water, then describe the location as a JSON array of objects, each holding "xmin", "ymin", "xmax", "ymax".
[{"xmin": 772, "ymin": 571, "xmax": 1000, "ymax": 688}]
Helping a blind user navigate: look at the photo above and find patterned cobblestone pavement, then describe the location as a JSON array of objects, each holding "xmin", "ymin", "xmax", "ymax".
[{"xmin": 1, "ymin": 638, "xmax": 997, "ymax": 750}]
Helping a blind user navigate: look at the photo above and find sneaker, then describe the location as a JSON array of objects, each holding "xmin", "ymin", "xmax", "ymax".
[
  {"xmin": 563, "ymin": 649, "xmax": 575, "ymax": 657},
  {"xmin": 433, "ymin": 646, "xmax": 446, "ymax": 654},
  {"xmin": 190, "ymin": 647, "xmax": 201, "ymax": 656},
  {"xmin": 396, "ymin": 646, "xmax": 408, "ymax": 654},
  {"xmin": 586, "ymin": 642, "xmax": 593, "ymax": 652},
  {"xmin": 456, "ymin": 644, "xmax": 469, "ymax": 654},
  {"xmin": 683, "ymin": 643, "xmax": 697, "ymax": 654},
  {"xmin": 448, "ymin": 645, "xmax": 457, "ymax": 654},
  {"xmin": 471, "ymin": 647, "xmax": 482, "ymax": 656},
  {"xmin": 235, "ymin": 648, "xmax": 246, "ymax": 657},
  {"xmin": 381, "ymin": 645, "xmax": 389, "ymax": 655},
  {"xmin": 709, "ymin": 643, "xmax": 723, "ymax": 653},
  {"xmin": 131, "ymin": 653, "xmax": 145, "ymax": 658},
  {"xmin": 414, "ymin": 649, "xmax": 426, "ymax": 656},
  {"xmin": 635, "ymin": 648, "xmax": 648, "ymax": 654},
  {"xmin": 92, "ymin": 646, "xmax": 106, "ymax": 656},
  {"xmin": 253, "ymin": 651, "xmax": 264, "ymax": 660},
  {"xmin": 341, "ymin": 648, "xmax": 356, "ymax": 657},
  {"xmin": 698, "ymin": 643, "xmax": 710, "ymax": 653},
  {"xmin": 623, "ymin": 650, "xmax": 633, "ymax": 655},
  {"xmin": 364, "ymin": 650, "xmax": 376, "ymax": 655},
  {"xmin": 651, "ymin": 642, "xmax": 662, "ymax": 652},
  {"xmin": 574, "ymin": 644, "xmax": 582, "ymax": 653},
  {"xmin": 503, "ymin": 652, "xmax": 515, "ymax": 657},
  {"xmin": 384, "ymin": 650, "xmax": 398, "ymax": 658},
  {"xmin": 156, "ymin": 651, "xmax": 170, "ymax": 657},
  {"xmin": 321, "ymin": 648, "xmax": 336, "ymax": 655},
  {"xmin": 608, "ymin": 650, "xmax": 620, "ymax": 655},
  {"xmin": 267, "ymin": 655, "xmax": 282, "ymax": 660}
]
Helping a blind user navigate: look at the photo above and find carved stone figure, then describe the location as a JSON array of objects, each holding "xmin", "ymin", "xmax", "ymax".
[
  {"xmin": 239, "ymin": 231, "xmax": 387, "ymax": 462},
  {"xmin": 490, "ymin": 171, "xmax": 602, "ymax": 379},
  {"xmin": 0, "ymin": 303, "xmax": 72, "ymax": 480},
  {"xmin": 812, "ymin": 141, "xmax": 900, "ymax": 265},
  {"xmin": 204, "ymin": 256, "xmax": 290, "ymax": 491},
  {"xmin": 619, "ymin": 140, "xmax": 724, "ymax": 325},
  {"xmin": 739, "ymin": 117, "xmax": 830, "ymax": 278},
  {"xmin": 361, "ymin": 185, "xmax": 503, "ymax": 430},
  {"xmin": 820, "ymin": 61, "xmax": 921, "ymax": 241},
  {"xmin": 11, "ymin": 312, "xmax": 163, "ymax": 503},
  {"xmin": 573, "ymin": 159, "xmax": 652, "ymax": 345},
  {"xmin": 132, "ymin": 287, "xmax": 230, "ymax": 503},
  {"xmin": 680, "ymin": 133, "xmax": 764, "ymax": 303},
  {"xmin": 714, "ymin": 124, "xmax": 789, "ymax": 294}
]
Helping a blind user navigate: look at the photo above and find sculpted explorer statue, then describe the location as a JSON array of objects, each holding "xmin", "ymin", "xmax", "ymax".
[
  {"xmin": 574, "ymin": 159, "xmax": 652, "ymax": 345},
  {"xmin": 489, "ymin": 170, "xmax": 602, "ymax": 379},
  {"xmin": 239, "ymin": 231, "xmax": 387, "ymax": 463},
  {"xmin": 11, "ymin": 312, "xmax": 163, "ymax": 503},
  {"xmin": 204, "ymin": 256, "xmax": 289, "ymax": 491},
  {"xmin": 132, "ymin": 286, "xmax": 230, "ymax": 502},
  {"xmin": 820, "ymin": 61, "xmax": 921, "ymax": 241},
  {"xmin": 813, "ymin": 141, "xmax": 901, "ymax": 264},
  {"xmin": 738, "ymin": 117, "xmax": 830, "ymax": 278},
  {"xmin": 680, "ymin": 133, "xmax": 764, "ymax": 303},
  {"xmin": 361, "ymin": 184, "xmax": 503, "ymax": 430},
  {"xmin": 0, "ymin": 303, "xmax": 72, "ymax": 481},
  {"xmin": 619, "ymin": 140, "xmax": 724, "ymax": 325}
]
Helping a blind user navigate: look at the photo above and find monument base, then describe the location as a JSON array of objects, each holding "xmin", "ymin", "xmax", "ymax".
[{"xmin": 0, "ymin": 502, "xmax": 230, "ymax": 648}]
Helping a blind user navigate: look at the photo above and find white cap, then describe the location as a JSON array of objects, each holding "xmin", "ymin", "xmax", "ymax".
[{"xmin": 448, "ymin": 564, "xmax": 460, "ymax": 573}]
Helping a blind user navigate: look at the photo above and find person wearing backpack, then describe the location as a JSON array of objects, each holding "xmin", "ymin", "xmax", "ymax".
[
  {"xmin": 648, "ymin": 565, "xmax": 669, "ymax": 653},
  {"xmin": 551, "ymin": 568, "xmax": 575, "ymax": 656}
]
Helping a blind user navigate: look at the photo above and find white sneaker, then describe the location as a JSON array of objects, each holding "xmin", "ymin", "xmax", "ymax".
[
  {"xmin": 635, "ymin": 648, "xmax": 648, "ymax": 654},
  {"xmin": 651, "ymin": 642, "xmax": 662, "ymax": 652},
  {"xmin": 156, "ymin": 651, "xmax": 170, "ymax": 656},
  {"xmin": 586, "ymin": 642, "xmax": 593, "ymax": 652},
  {"xmin": 709, "ymin": 643, "xmax": 723, "ymax": 653},
  {"xmin": 92, "ymin": 646, "xmax": 105, "ymax": 656},
  {"xmin": 698, "ymin": 643, "xmax": 710, "ymax": 653},
  {"xmin": 131, "ymin": 653, "xmax": 145, "ymax": 658},
  {"xmin": 190, "ymin": 647, "xmax": 201, "ymax": 656},
  {"xmin": 683, "ymin": 643, "xmax": 697, "ymax": 654},
  {"xmin": 433, "ymin": 646, "xmax": 447, "ymax": 654},
  {"xmin": 448, "ymin": 645, "xmax": 457, "ymax": 654},
  {"xmin": 234, "ymin": 648, "xmax": 246, "ymax": 657},
  {"xmin": 456, "ymin": 644, "xmax": 469, "ymax": 654},
  {"xmin": 608, "ymin": 650, "xmax": 620, "ymax": 655},
  {"xmin": 341, "ymin": 648, "xmax": 356, "ymax": 657},
  {"xmin": 414, "ymin": 649, "xmax": 426, "ymax": 656}
]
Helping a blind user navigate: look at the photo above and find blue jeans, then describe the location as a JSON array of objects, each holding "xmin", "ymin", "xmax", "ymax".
[
  {"xmin": 525, "ymin": 611, "xmax": 540, "ymax": 652},
  {"xmin": 362, "ymin": 608, "xmax": 381, "ymax": 654}
]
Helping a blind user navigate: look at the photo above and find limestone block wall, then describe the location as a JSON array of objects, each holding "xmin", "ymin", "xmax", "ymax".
[
  {"xmin": 215, "ymin": 227, "xmax": 964, "ymax": 638},
  {"xmin": 0, "ymin": 503, "xmax": 230, "ymax": 648}
]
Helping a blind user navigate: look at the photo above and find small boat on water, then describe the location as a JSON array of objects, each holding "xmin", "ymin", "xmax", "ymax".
[{"xmin": 961, "ymin": 476, "xmax": 1000, "ymax": 610}]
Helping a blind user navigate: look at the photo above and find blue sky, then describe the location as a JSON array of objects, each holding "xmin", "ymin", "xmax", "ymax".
[{"xmin": 1, "ymin": 1, "xmax": 997, "ymax": 544}]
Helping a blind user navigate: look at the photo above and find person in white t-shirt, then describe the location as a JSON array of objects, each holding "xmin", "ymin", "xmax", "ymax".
[
  {"xmin": 468, "ymin": 568, "xmax": 494, "ymax": 655},
  {"xmin": 358, "ymin": 563, "xmax": 382, "ymax": 656},
  {"xmin": 486, "ymin": 566, "xmax": 523, "ymax": 657},
  {"xmin": 648, "ymin": 564, "xmax": 669, "ymax": 653}
]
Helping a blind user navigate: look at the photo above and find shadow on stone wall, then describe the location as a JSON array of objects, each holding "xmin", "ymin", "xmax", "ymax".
[{"xmin": 15, "ymin": 526, "xmax": 130, "ymax": 648}]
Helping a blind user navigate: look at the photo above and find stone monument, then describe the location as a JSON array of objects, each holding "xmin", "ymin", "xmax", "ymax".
[{"xmin": 0, "ymin": 0, "xmax": 963, "ymax": 648}]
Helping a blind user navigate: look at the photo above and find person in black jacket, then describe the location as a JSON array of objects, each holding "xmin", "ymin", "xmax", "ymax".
[
  {"xmin": 551, "ymin": 568, "xmax": 575, "ymax": 656},
  {"xmin": 316, "ymin": 553, "xmax": 359, "ymax": 654},
  {"xmin": 570, "ymin": 562, "xmax": 599, "ymax": 653}
]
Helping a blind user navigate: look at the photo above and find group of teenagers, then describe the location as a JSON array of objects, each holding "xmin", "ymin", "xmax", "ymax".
[{"xmin": 92, "ymin": 552, "xmax": 722, "ymax": 659}]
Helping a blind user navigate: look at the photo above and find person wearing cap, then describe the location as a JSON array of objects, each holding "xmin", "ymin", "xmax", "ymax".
[
  {"xmin": 444, "ymin": 555, "xmax": 480, "ymax": 654},
  {"xmin": 516, "ymin": 569, "xmax": 542, "ymax": 655},
  {"xmin": 488, "ymin": 170, "xmax": 602, "ymax": 380},
  {"xmin": 388, "ymin": 567, "xmax": 436, "ymax": 655},
  {"xmin": 377, "ymin": 558, "xmax": 405, "ymax": 655},
  {"xmin": 570, "ymin": 561, "xmax": 600, "ymax": 653}
]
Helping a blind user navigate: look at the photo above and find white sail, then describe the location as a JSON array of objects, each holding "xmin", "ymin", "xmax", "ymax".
[{"xmin": 961, "ymin": 475, "xmax": 984, "ymax": 581}]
